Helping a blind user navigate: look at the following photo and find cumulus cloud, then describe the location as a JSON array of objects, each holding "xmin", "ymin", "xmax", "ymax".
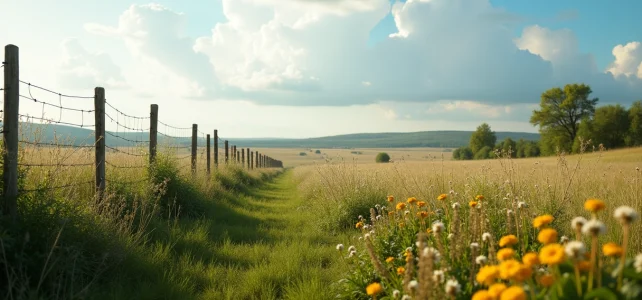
[
  {"xmin": 606, "ymin": 42, "xmax": 642, "ymax": 79},
  {"xmin": 58, "ymin": 38, "xmax": 127, "ymax": 89}
]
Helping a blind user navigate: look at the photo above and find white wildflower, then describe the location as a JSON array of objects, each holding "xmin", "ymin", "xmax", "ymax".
[
  {"xmin": 572, "ymin": 217, "xmax": 588, "ymax": 231},
  {"xmin": 423, "ymin": 247, "xmax": 441, "ymax": 263},
  {"xmin": 517, "ymin": 202, "xmax": 527, "ymax": 209},
  {"xmin": 432, "ymin": 221, "xmax": 445, "ymax": 233},
  {"xmin": 349, "ymin": 250, "xmax": 356, "ymax": 258},
  {"xmin": 364, "ymin": 233, "xmax": 371, "ymax": 239},
  {"xmin": 376, "ymin": 215, "xmax": 382, "ymax": 220},
  {"xmin": 364, "ymin": 224, "xmax": 371, "ymax": 230},
  {"xmin": 565, "ymin": 241, "xmax": 586, "ymax": 260},
  {"xmin": 433, "ymin": 270, "xmax": 445, "ymax": 283},
  {"xmin": 507, "ymin": 209, "xmax": 514, "ymax": 216},
  {"xmin": 482, "ymin": 232, "xmax": 492, "ymax": 242},
  {"xmin": 448, "ymin": 233, "xmax": 454, "ymax": 240},
  {"xmin": 404, "ymin": 210, "xmax": 410, "ymax": 216},
  {"xmin": 408, "ymin": 280, "xmax": 418, "ymax": 290},
  {"xmin": 476, "ymin": 255, "xmax": 488, "ymax": 265},
  {"xmin": 348, "ymin": 246, "xmax": 356, "ymax": 252},
  {"xmin": 336, "ymin": 244, "xmax": 344, "ymax": 251},
  {"xmin": 445, "ymin": 279, "xmax": 461, "ymax": 296},
  {"xmin": 582, "ymin": 219, "xmax": 606, "ymax": 236},
  {"xmin": 406, "ymin": 247, "xmax": 413, "ymax": 253},
  {"xmin": 401, "ymin": 295, "xmax": 411, "ymax": 300},
  {"xmin": 614, "ymin": 206, "xmax": 639, "ymax": 224},
  {"xmin": 470, "ymin": 242, "xmax": 480, "ymax": 250},
  {"xmin": 392, "ymin": 290, "xmax": 401, "ymax": 299},
  {"xmin": 635, "ymin": 254, "xmax": 642, "ymax": 273},
  {"xmin": 560, "ymin": 235, "xmax": 569, "ymax": 244},
  {"xmin": 452, "ymin": 202, "xmax": 460, "ymax": 209}
]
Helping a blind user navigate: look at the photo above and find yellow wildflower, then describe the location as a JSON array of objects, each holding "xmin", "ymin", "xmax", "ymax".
[
  {"xmin": 366, "ymin": 282, "xmax": 383, "ymax": 296},
  {"xmin": 397, "ymin": 267, "xmax": 405, "ymax": 275},
  {"xmin": 476, "ymin": 265, "xmax": 499, "ymax": 286},
  {"xmin": 472, "ymin": 290, "xmax": 494, "ymax": 300},
  {"xmin": 522, "ymin": 252, "xmax": 539, "ymax": 267},
  {"xmin": 417, "ymin": 211, "xmax": 428, "ymax": 219},
  {"xmin": 578, "ymin": 260, "xmax": 591, "ymax": 272},
  {"xmin": 533, "ymin": 214, "xmax": 554, "ymax": 229},
  {"xmin": 499, "ymin": 259, "xmax": 521, "ymax": 280},
  {"xmin": 469, "ymin": 201, "xmax": 479, "ymax": 208},
  {"xmin": 500, "ymin": 286, "xmax": 526, "ymax": 300},
  {"xmin": 539, "ymin": 243, "xmax": 566, "ymax": 265},
  {"xmin": 396, "ymin": 203, "xmax": 407, "ymax": 210},
  {"xmin": 407, "ymin": 197, "xmax": 418, "ymax": 204},
  {"xmin": 426, "ymin": 228, "xmax": 432, "ymax": 234},
  {"xmin": 488, "ymin": 283, "xmax": 507, "ymax": 298},
  {"xmin": 499, "ymin": 235, "xmax": 518, "ymax": 247},
  {"xmin": 602, "ymin": 242, "xmax": 624, "ymax": 257},
  {"xmin": 387, "ymin": 195, "xmax": 395, "ymax": 202},
  {"xmin": 476, "ymin": 195, "xmax": 485, "ymax": 201},
  {"xmin": 538, "ymin": 274, "xmax": 555, "ymax": 287},
  {"xmin": 437, "ymin": 194, "xmax": 448, "ymax": 201},
  {"xmin": 385, "ymin": 257, "xmax": 394, "ymax": 263},
  {"xmin": 514, "ymin": 264, "xmax": 533, "ymax": 282},
  {"xmin": 537, "ymin": 228, "xmax": 558, "ymax": 244},
  {"xmin": 497, "ymin": 248, "xmax": 515, "ymax": 261},
  {"xmin": 355, "ymin": 221, "xmax": 364, "ymax": 229},
  {"xmin": 398, "ymin": 222, "xmax": 405, "ymax": 228},
  {"xmin": 417, "ymin": 201, "xmax": 427, "ymax": 207},
  {"xmin": 584, "ymin": 198, "xmax": 606, "ymax": 213},
  {"xmin": 388, "ymin": 211, "xmax": 394, "ymax": 217}
]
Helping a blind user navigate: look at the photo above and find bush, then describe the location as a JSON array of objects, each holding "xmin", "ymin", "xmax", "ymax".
[
  {"xmin": 299, "ymin": 152, "xmax": 307, "ymax": 156},
  {"xmin": 315, "ymin": 150, "xmax": 321, "ymax": 154},
  {"xmin": 375, "ymin": 152, "xmax": 390, "ymax": 163},
  {"xmin": 453, "ymin": 146, "xmax": 473, "ymax": 160},
  {"xmin": 474, "ymin": 146, "xmax": 493, "ymax": 160}
]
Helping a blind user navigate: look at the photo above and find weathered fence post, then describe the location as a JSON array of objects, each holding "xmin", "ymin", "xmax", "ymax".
[
  {"xmin": 241, "ymin": 147, "xmax": 245, "ymax": 168},
  {"xmin": 2, "ymin": 44, "xmax": 19, "ymax": 220},
  {"xmin": 232, "ymin": 145, "xmax": 236, "ymax": 162},
  {"xmin": 255, "ymin": 151, "xmax": 259, "ymax": 169},
  {"xmin": 95, "ymin": 87, "xmax": 106, "ymax": 204},
  {"xmin": 246, "ymin": 148, "xmax": 250, "ymax": 169},
  {"xmin": 225, "ymin": 140, "xmax": 229, "ymax": 164},
  {"xmin": 214, "ymin": 130, "xmax": 219, "ymax": 168},
  {"xmin": 237, "ymin": 150, "xmax": 240, "ymax": 164},
  {"xmin": 250, "ymin": 151, "xmax": 254, "ymax": 170},
  {"xmin": 191, "ymin": 124, "xmax": 197, "ymax": 175},
  {"xmin": 149, "ymin": 104, "xmax": 158, "ymax": 164},
  {"xmin": 206, "ymin": 134, "xmax": 211, "ymax": 175}
]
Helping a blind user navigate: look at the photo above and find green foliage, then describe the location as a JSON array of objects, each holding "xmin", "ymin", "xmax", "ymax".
[
  {"xmin": 299, "ymin": 152, "xmax": 307, "ymax": 156},
  {"xmin": 452, "ymin": 146, "xmax": 473, "ymax": 160},
  {"xmin": 469, "ymin": 123, "xmax": 497, "ymax": 154},
  {"xmin": 530, "ymin": 83, "xmax": 598, "ymax": 153},
  {"xmin": 500, "ymin": 137, "xmax": 517, "ymax": 157},
  {"xmin": 474, "ymin": 146, "xmax": 493, "ymax": 160},
  {"xmin": 375, "ymin": 152, "xmax": 391, "ymax": 163},
  {"xmin": 627, "ymin": 101, "xmax": 642, "ymax": 146},
  {"xmin": 315, "ymin": 149, "xmax": 321, "ymax": 154}
]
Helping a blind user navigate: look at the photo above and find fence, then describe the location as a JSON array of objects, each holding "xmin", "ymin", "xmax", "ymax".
[{"xmin": 1, "ymin": 44, "xmax": 283, "ymax": 221}]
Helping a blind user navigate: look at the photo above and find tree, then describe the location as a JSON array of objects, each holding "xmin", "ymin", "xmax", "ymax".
[
  {"xmin": 500, "ymin": 137, "xmax": 517, "ymax": 157},
  {"xmin": 470, "ymin": 123, "xmax": 497, "ymax": 154},
  {"xmin": 474, "ymin": 146, "xmax": 493, "ymax": 160},
  {"xmin": 452, "ymin": 146, "xmax": 473, "ymax": 160},
  {"xmin": 627, "ymin": 101, "xmax": 642, "ymax": 146},
  {"xmin": 530, "ymin": 83, "xmax": 598, "ymax": 153},
  {"xmin": 375, "ymin": 152, "xmax": 390, "ymax": 163},
  {"xmin": 591, "ymin": 104, "xmax": 629, "ymax": 149}
]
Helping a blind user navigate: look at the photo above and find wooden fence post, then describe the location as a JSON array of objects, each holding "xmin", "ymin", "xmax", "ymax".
[
  {"xmin": 225, "ymin": 140, "xmax": 229, "ymax": 164},
  {"xmin": 241, "ymin": 147, "xmax": 245, "ymax": 168},
  {"xmin": 232, "ymin": 145, "xmax": 236, "ymax": 162},
  {"xmin": 95, "ymin": 87, "xmax": 106, "ymax": 204},
  {"xmin": 255, "ymin": 151, "xmax": 259, "ymax": 169},
  {"xmin": 246, "ymin": 148, "xmax": 250, "ymax": 169},
  {"xmin": 149, "ymin": 104, "xmax": 158, "ymax": 164},
  {"xmin": 2, "ymin": 44, "xmax": 19, "ymax": 220},
  {"xmin": 214, "ymin": 130, "xmax": 219, "ymax": 168},
  {"xmin": 237, "ymin": 150, "xmax": 240, "ymax": 164},
  {"xmin": 250, "ymin": 151, "xmax": 254, "ymax": 170},
  {"xmin": 206, "ymin": 134, "xmax": 211, "ymax": 175},
  {"xmin": 191, "ymin": 124, "xmax": 197, "ymax": 175}
]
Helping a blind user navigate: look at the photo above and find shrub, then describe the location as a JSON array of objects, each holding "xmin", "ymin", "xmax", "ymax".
[
  {"xmin": 375, "ymin": 152, "xmax": 390, "ymax": 163},
  {"xmin": 315, "ymin": 150, "xmax": 321, "ymax": 154},
  {"xmin": 299, "ymin": 152, "xmax": 307, "ymax": 156},
  {"xmin": 474, "ymin": 146, "xmax": 493, "ymax": 160}
]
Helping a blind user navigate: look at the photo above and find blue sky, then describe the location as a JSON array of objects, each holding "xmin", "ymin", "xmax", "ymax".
[{"xmin": 2, "ymin": 0, "xmax": 642, "ymax": 138}]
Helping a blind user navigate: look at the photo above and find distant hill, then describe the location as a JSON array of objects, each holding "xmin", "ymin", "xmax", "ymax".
[{"xmin": 11, "ymin": 123, "xmax": 539, "ymax": 149}]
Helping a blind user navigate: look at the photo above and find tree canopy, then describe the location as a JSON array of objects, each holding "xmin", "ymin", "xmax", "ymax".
[{"xmin": 469, "ymin": 123, "xmax": 497, "ymax": 154}]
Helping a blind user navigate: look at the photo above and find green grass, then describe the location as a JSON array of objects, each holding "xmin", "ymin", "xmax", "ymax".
[{"xmin": 88, "ymin": 169, "xmax": 350, "ymax": 299}]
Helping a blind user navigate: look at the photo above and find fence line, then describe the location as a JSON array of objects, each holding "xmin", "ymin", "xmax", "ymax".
[{"xmin": 1, "ymin": 44, "xmax": 283, "ymax": 221}]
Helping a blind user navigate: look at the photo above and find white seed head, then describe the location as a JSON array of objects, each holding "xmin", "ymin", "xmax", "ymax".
[
  {"xmin": 635, "ymin": 254, "xmax": 642, "ymax": 273},
  {"xmin": 482, "ymin": 233, "xmax": 492, "ymax": 242},
  {"xmin": 408, "ymin": 280, "xmax": 418, "ymax": 290},
  {"xmin": 517, "ymin": 202, "xmax": 528, "ymax": 209},
  {"xmin": 348, "ymin": 246, "xmax": 356, "ymax": 252},
  {"xmin": 614, "ymin": 206, "xmax": 639, "ymax": 224},
  {"xmin": 364, "ymin": 224, "xmax": 371, "ymax": 230},
  {"xmin": 406, "ymin": 247, "xmax": 413, "ymax": 253},
  {"xmin": 572, "ymin": 217, "xmax": 588, "ymax": 231},
  {"xmin": 392, "ymin": 290, "xmax": 401, "ymax": 299},
  {"xmin": 376, "ymin": 215, "xmax": 382, "ymax": 220},
  {"xmin": 448, "ymin": 233, "xmax": 454, "ymax": 240},
  {"xmin": 582, "ymin": 219, "xmax": 606, "ymax": 236},
  {"xmin": 470, "ymin": 242, "xmax": 480, "ymax": 250},
  {"xmin": 423, "ymin": 247, "xmax": 441, "ymax": 263},
  {"xmin": 507, "ymin": 209, "xmax": 514, "ymax": 216},
  {"xmin": 349, "ymin": 250, "xmax": 356, "ymax": 258},
  {"xmin": 401, "ymin": 295, "xmax": 411, "ymax": 300},
  {"xmin": 560, "ymin": 235, "xmax": 569, "ymax": 244},
  {"xmin": 336, "ymin": 244, "xmax": 344, "ymax": 251},
  {"xmin": 432, "ymin": 221, "xmax": 445, "ymax": 233},
  {"xmin": 433, "ymin": 270, "xmax": 445, "ymax": 283},
  {"xmin": 476, "ymin": 255, "xmax": 488, "ymax": 265},
  {"xmin": 445, "ymin": 279, "xmax": 461, "ymax": 296},
  {"xmin": 452, "ymin": 202, "xmax": 460, "ymax": 209},
  {"xmin": 404, "ymin": 210, "xmax": 410, "ymax": 216},
  {"xmin": 565, "ymin": 241, "xmax": 586, "ymax": 260},
  {"xmin": 364, "ymin": 233, "xmax": 371, "ymax": 239}
]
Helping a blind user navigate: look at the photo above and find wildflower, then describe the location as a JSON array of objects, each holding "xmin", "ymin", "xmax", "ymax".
[
  {"xmin": 565, "ymin": 241, "xmax": 586, "ymax": 260},
  {"xmin": 499, "ymin": 235, "xmax": 518, "ymax": 247},
  {"xmin": 336, "ymin": 244, "xmax": 344, "ymax": 251},
  {"xmin": 614, "ymin": 206, "xmax": 639, "ymax": 225},
  {"xmin": 437, "ymin": 194, "xmax": 448, "ymax": 201},
  {"xmin": 408, "ymin": 280, "xmax": 418, "ymax": 291},
  {"xmin": 499, "ymin": 259, "xmax": 521, "ymax": 280},
  {"xmin": 537, "ymin": 228, "xmax": 558, "ymax": 244},
  {"xmin": 423, "ymin": 247, "xmax": 441, "ymax": 263},
  {"xmin": 417, "ymin": 201, "xmax": 427, "ymax": 207},
  {"xmin": 401, "ymin": 296, "xmax": 411, "ymax": 300},
  {"xmin": 488, "ymin": 283, "xmax": 507, "ymax": 298},
  {"xmin": 448, "ymin": 233, "xmax": 454, "ymax": 240},
  {"xmin": 404, "ymin": 210, "xmax": 410, "ymax": 216},
  {"xmin": 407, "ymin": 197, "xmax": 418, "ymax": 204},
  {"xmin": 469, "ymin": 201, "xmax": 478, "ymax": 208},
  {"xmin": 364, "ymin": 233, "xmax": 371, "ymax": 239},
  {"xmin": 500, "ymin": 286, "xmax": 526, "ymax": 300},
  {"xmin": 452, "ymin": 202, "xmax": 460, "ymax": 209},
  {"xmin": 560, "ymin": 235, "xmax": 569, "ymax": 244},
  {"xmin": 349, "ymin": 250, "xmax": 357, "ymax": 258},
  {"xmin": 517, "ymin": 202, "xmax": 527, "ymax": 209},
  {"xmin": 348, "ymin": 246, "xmax": 356, "ymax": 252},
  {"xmin": 472, "ymin": 290, "xmax": 493, "ymax": 300},
  {"xmin": 581, "ymin": 219, "xmax": 606, "ymax": 236},
  {"xmin": 476, "ymin": 265, "xmax": 500, "ymax": 286},
  {"xmin": 388, "ymin": 211, "xmax": 394, "ymax": 217},
  {"xmin": 476, "ymin": 195, "xmax": 485, "ymax": 201},
  {"xmin": 425, "ymin": 228, "xmax": 432, "ymax": 234},
  {"xmin": 533, "ymin": 215, "xmax": 554, "ymax": 229},
  {"xmin": 396, "ymin": 203, "xmax": 407, "ymax": 210},
  {"xmin": 386, "ymin": 257, "xmax": 394, "ymax": 263},
  {"xmin": 356, "ymin": 222, "xmax": 364, "ymax": 229},
  {"xmin": 602, "ymin": 242, "xmax": 624, "ymax": 257},
  {"xmin": 522, "ymin": 252, "xmax": 539, "ymax": 267},
  {"xmin": 538, "ymin": 274, "xmax": 555, "ymax": 287},
  {"xmin": 392, "ymin": 290, "xmax": 401, "ymax": 299},
  {"xmin": 571, "ymin": 216, "xmax": 587, "ymax": 231},
  {"xmin": 398, "ymin": 222, "xmax": 405, "ymax": 228},
  {"xmin": 364, "ymin": 224, "xmax": 371, "ymax": 230},
  {"xmin": 445, "ymin": 279, "xmax": 461, "ymax": 296},
  {"xmin": 432, "ymin": 221, "xmax": 445, "ymax": 233},
  {"xmin": 635, "ymin": 254, "xmax": 642, "ymax": 273},
  {"xmin": 387, "ymin": 195, "xmax": 395, "ymax": 202},
  {"xmin": 482, "ymin": 232, "xmax": 492, "ymax": 242},
  {"xmin": 433, "ymin": 270, "xmax": 445, "ymax": 283},
  {"xmin": 366, "ymin": 282, "xmax": 383, "ymax": 296},
  {"xmin": 376, "ymin": 215, "xmax": 382, "ymax": 221},
  {"xmin": 497, "ymin": 248, "xmax": 515, "ymax": 261},
  {"xmin": 476, "ymin": 255, "xmax": 488, "ymax": 265},
  {"xmin": 578, "ymin": 260, "xmax": 591, "ymax": 272},
  {"xmin": 539, "ymin": 243, "xmax": 566, "ymax": 265},
  {"xmin": 507, "ymin": 209, "xmax": 514, "ymax": 216},
  {"xmin": 584, "ymin": 198, "xmax": 606, "ymax": 213},
  {"xmin": 396, "ymin": 267, "xmax": 405, "ymax": 275}
]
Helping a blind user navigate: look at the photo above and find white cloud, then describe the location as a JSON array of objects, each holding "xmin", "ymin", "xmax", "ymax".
[
  {"xmin": 58, "ymin": 38, "xmax": 127, "ymax": 89},
  {"xmin": 606, "ymin": 42, "xmax": 642, "ymax": 79}
]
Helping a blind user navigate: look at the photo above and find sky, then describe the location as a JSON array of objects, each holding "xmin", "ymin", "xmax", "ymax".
[{"xmin": 1, "ymin": 0, "xmax": 642, "ymax": 138}]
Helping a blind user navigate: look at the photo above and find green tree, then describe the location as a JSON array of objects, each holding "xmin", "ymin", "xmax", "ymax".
[
  {"xmin": 375, "ymin": 152, "xmax": 390, "ymax": 163},
  {"xmin": 474, "ymin": 146, "xmax": 493, "ymax": 160},
  {"xmin": 627, "ymin": 101, "xmax": 642, "ymax": 146},
  {"xmin": 452, "ymin": 146, "xmax": 473, "ymax": 160},
  {"xmin": 530, "ymin": 83, "xmax": 598, "ymax": 153},
  {"xmin": 500, "ymin": 137, "xmax": 517, "ymax": 157},
  {"xmin": 470, "ymin": 123, "xmax": 497, "ymax": 154},
  {"xmin": 523, "ymin": 141, "xmax": 540, "ymax": 157},
  {"xmin": 592, "ymin": 104, "xmax": 629, "ymax": 149}
]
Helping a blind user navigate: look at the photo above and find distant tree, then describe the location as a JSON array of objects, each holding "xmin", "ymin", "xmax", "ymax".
[
  {"xmin": 452, "ymin": 148, "xmax": 462, "ymax": 160},
  {"xmin": 592, "ymin": 105, "xmax": 629, "ymax": 149},
  {"xmin": 627, "ymin": 101, "xmax": 642, "ymax": 146},
  {"xmin": 470, "ymin": 123, "xmax": 497, "ymax": 154},
  {"xmin": 315, "ymin": 149, "xmax": 321, "ymax": 154},
  {"xmin": 500, "ymin": 137, "xmax": 517, "ymax": 157},
  {"xmin": 530, "ymin": 83, "xmax": 598, "ymax": 153},
  {"xmin": 460, "ymin": 147, "xmax": 473, "ymax": 160},
  {"xmin": 299, "ymin": 152, "xmax": 307, "ymax": 156},
  {"xmin": 515, "ymin": 139, "xmax": 527, "ymax": 158},
  {"xmin": 474, "ymin": 146, "xmax": 493, "ymax": 160},
  {"xmin": 375, "ymin": 152, "xmax": 391, "ymax": 163},
  {"xmin": 523, "ymin": 141, "xmax": 540, "ymax": 157}
]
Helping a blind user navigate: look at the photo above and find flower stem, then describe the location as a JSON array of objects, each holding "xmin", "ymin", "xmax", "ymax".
[
  {"xmin": 617, "ymin": 224, "xmax": 630, "ymax": 290},
  {"xmin": 588, "ymin": 234, "xmax": 597, "ymax": 293},
  {"xmin": 574, "ymin": 263, "xmax": 583, "ymax": 296}
]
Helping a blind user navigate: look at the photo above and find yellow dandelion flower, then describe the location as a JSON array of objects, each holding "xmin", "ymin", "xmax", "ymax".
[
  {"xmin": 476, "ymin": 195, "xmax": 485, "ymax": 201},
  {"xmin": 602, "ymin": 242, "xmax": 624, "ymax": 257},
  {"xmin": 417, "ymin": 201, "xmax": 427, "ymax": 207},
  {"xmin": 397, "ymin": 267, "xmax": 405, "ymax": 275},
  {"xmin": 387, "ymin": 195, "xmax": 395, "ymax": 202},
  {"xmin": 488, "ymin": 283, "xmax": 507, "ymax": 298},
  {"xmin": 417, "ymin": 211, "xmax": 429, "ymax": 219},
  {"xmin": 407, "ymin": 197, "xmax": 418, "ymax": 204},
  {"xmin": 396, "ymin": 203, "xmax": 407, "ymax": 210},
  {"xmin": 437, "ymin": 194, "xmax": 448, "ymax": 201},
  {"xmin": 539, "ymin": 243, "xmax": 566, "ymax": 265},
  {"xmin": 355, "ymin": 221, "xmax": 364, "ymax": 229},
  {"xmin": 514, "ymin": 264, "xmax": 533, "ymax": 282},
  {"xmin": 366, "ymin": 282, "xmax": 383, "ymax": 296},
  {"xmin": 500, "ymin": 286, "xmax": 526, "ymax": 300},
  {"xmin": 472, "ymin": 290, "xmax": 494, "ymax": 300},
  {"xmin": 538, "ymin": 274, "xmax": 555, "ymax": 287},
  {"xmin": 584, "ymin": 198, "xmax": 606, "ymax": 213},
  {"xmin": 476, "ymin": 265, "xmax": 500, "ymax": 286},
  {"xmin": 522, "ymin": 252, "xmax": 539, "ymax": 267},
  {"xmin": 497, "ymin": 248, "xmax": 515, "ymax": 261},
  {"xmin": 537, "ymin": 228, "xmax": 558, "ymax": 244},
  {"xmin": 388, "ymin": 211, "xmax": 395, "ymax": 217},
  {"xmin": 426, "ymin": 228, "xmax": 432, "ymax": 234},
  {"xmin": 499, "ymin": 235, "xmax": 518, "ymax": 247},
  {"xmin": 385, "ymin": 257, "xmax": 394, "ymax": 263},
  {"xmin": 469, "ymin": 201, "xmax": 479, "ymax": 208},
  {"xmin": 533, "ymin": 214, "xmax": 554, "ymax": 229},
  {"xmin": 499, "ymin": 259, "xmax": 521, "ymax": 280}
]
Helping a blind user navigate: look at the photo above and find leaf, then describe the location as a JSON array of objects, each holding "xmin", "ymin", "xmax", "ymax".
[{"xmin": 583, "ymin": 287, "xmax": 619, "ymax": 300}]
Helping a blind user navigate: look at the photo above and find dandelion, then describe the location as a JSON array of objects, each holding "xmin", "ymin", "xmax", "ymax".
[
  {"xmin": 387, "ymin": 195, "xmax": 395, "ymax": 202},
  {"xmin": 348, "ymin": 246, "xmax": 356, "ymax": 252},
  {"xmin": 356, "ymin": 222, "xmax": 364, "ymax": 229},
  {"xmin": 408, "ymin": 280, "xmax": 418, "ymax": 291},
  {"xmin": 423, "ymin": 247, "xmax": 441, "ymax": 263},
  {"xmin": 469, "ymin": 201, "xmax": 478, "ymax": 208},
  {"xmin": 470, "ymin": 243, "xmax": 480, "ymax": 250},
  {"xmin": 401, "ymin": 296, "xmax": 411, "ymax": 300},
  {"xmin": 538, "ymin": 274, "xmax": 555, "ymax": 287},
  {"xmin": 349, "ymin": 250, "xmax": 357, "ymax": 258},
  {"xmin": 522, "ymin": 252, "xmax": 539, "ymax": 267},
  {"xmin": 602, "ymin": 242, "xmax": 624, "ymax": 257},
  {"xmin": 499, "ymin": 259, "xmax": 521, "ymax": 280},
  {"xmin": 517, "ymin": 202, "xmax": 527, "ymax": 209},
  {"xmin": 366, "ymin": 282, "xmax": 383, "ymax": 297},
  {"xmin": 445, "ymin": 279, "xmax": 461, "ymax": 296},
  {"xmin": 392, "ymin": 290, "xmax": 401, "ymax": 299},
  {"xmin": 482, "ymin": 232, "xmax": 492, "ymax": 242},
  {"xmin": 433, "ymin": 270, "xmax": 445, "ymax": 283},
  {"xmin": 497, "ymin": 248, "xmax": 515, "ymax": 261},
  {"xmin": 452, "ymin": 202, "xmax": 460, "ymax": 209},
  {"xmin": 635, "ymin": 254, "xmax": 642, "ymax": 273},
  {"xmin": 537, "ymin": 228, "xmax": 558, "ymax": 244},
  {"xmin": 500, "ymin": 286, "xmax": 526, "ymax": 300},
  {"xmin": 584, "ymin": 198, "xmax": 606, "ymax": 213},
  {"xmin": 417, "ymin": 201, "xmax": 427, "ymax": 207},
  {"xmin": 404, "ymin": 210, "xmax": 410, "ymax": 216},
  {"xmin": 407, "ymin": 197, "xmax": 418, "ymax": 204},
  {"xmin": 336, "ymin": 244, "xmax": 344, "ymax": 251},
  {"xmin": 396, "ymin": 203, "xmax": 407, "ymax": 210},
  {"xmin": 533, "ymin": 214, "xmax": 554, "ymax": 229},
  {"xmin": 578, "ymin": 260, "xmax": 592, "ymax": 272},
  {"xmin": 437, "ymin": 194, "xmax": 448, "ymax": 201},
  {"xmin": 476, "ymin": 255, "xmax": 488, "ymax": 265},
  {"xmin": 539, "ymin": 243, "xmax": 566, "ymax": 265},
  {"xmin": 488, "ymin": 283, "xmax": 507, "ymax": 298},
  {"xmin": 386, "ymin": 257, "xmax": 394, "ymax": 263},
  {"xmin": 476, "ymin": 195, "xmax": 485, "ymax": 201},
  {"xmin": 614, "ymin": 205, "xmax": 639, "ymax": 225},
  {"xmin": 515, "ymin": 264, "xmax": 533, "ymax": 282},
  {"xmin": 476, "ymin": 265, "xmax": 500, "ymax": 286},
  {"xmin": 448, "ymin": 233, "xmax": 454, "ymax": 240},
  {"xmin": 582, "ymin": 219, "xmax": 606, "ymax": 236},
  {"xmin": 397, "ymin": 267, "xmax": 405, "ymax": 275},
  {"xmin": 432, "ymin": 221, "xmax": 445, "ymax": 233},
  {"xmin": 571, "ymin": 216, "xmax": 587, "ymax": 240},
  {"xmin": 565, "ymin": 241, "xmax": 586, "ymax": 260},
  {"xmin": 499, "ymin": 235, "xmax": 518, "ymax": 247},
  {"xmin": 417, "ymin": 211, "xmax": 428, "ymax": 219},
  {"xmin": 472, "ymin": 290, "xmax": 493, "ymax": 300},
  {"xmin": 560, "ymin": 235, "xmax": 569, "ymax": 244}
]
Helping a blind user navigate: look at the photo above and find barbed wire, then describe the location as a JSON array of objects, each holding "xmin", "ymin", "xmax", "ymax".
[
  {"xmin": 19, "ymin": 140, "xmax": 94, "ymax": 148},
  {"xmin": 105, "ymin": 101, "xmax": 149, "ymax": 120},
  {"xmin": 105, "ymin": 145, "xmax": 148, "ymax": 157},
  {"xmin": 18, "ymin": 162, "xmax": 93, "ymax": 167},
  {"xmin": 19, "ymin": 181, "xmax": 94, "ymax": 193},
  {"xmin": 158, "ymin": 120, "xmax": 192, "ymax": 131},
  {"xmin": 18, "ymin": 114, "xmax": 95, "ymax": 128},
  {"xmin": 18, "ymin": 80, "xmax": 94, "ymax": 99},
  {"xmin": 105, "ymin": 178, "xmax": 149, "ymax": 185},
  {"xmin": 19, "ymin": 95, "xmax": 94, "ymax": 113},
  {"xmin": 105, "ymin": 131, "xmax": 150, "ymax": 144},
  {"xmin": 105, "ymin": 161, "xmax": 147, "ymax": 169},
  {"xmin": 105, "ymin": 112, "xmax": 149, "ymax": 132}
]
